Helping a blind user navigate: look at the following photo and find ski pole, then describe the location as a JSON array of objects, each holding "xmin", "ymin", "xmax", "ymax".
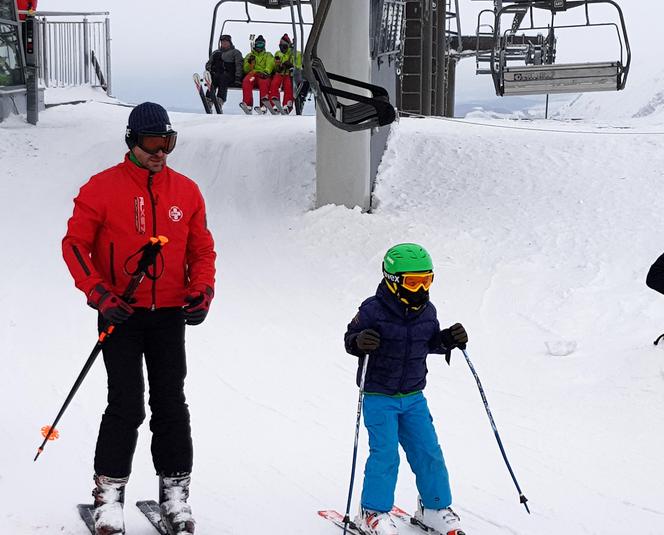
[
  {"xmin": 342, "ymin": 353, "xmax": 370, "ymax": 534},
  {"xmin": 34, "ymin": 236, "xmax": 169, "ymax": 461},
  {"xmin": 461, "ymin": 348, "xmax": 530, "ymax": 514}
]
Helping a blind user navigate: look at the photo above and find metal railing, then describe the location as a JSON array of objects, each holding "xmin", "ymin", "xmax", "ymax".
[
  {"xmin": 372, "ymin": 0, "xmax": 407, "ymax": 65},
  {"xmin": 30, "ymin": 11, "xmax": 112, "ymax": 95}
]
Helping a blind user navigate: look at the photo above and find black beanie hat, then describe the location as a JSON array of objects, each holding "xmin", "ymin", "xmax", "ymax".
[
  {"xmin": 255, "ymin": 35, "xmax": 266, "ymax": 48},
  {"xmin": 220, "ymin": 34, "xmax": 232, "ymax": 44},
  {"xmin": 125, "ymin": 102, "xmax": 174, "ymax": 148}
]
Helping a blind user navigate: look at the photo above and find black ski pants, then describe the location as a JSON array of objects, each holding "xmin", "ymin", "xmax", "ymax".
[
  {"xmin": 94, "ymin": 308, "xmax": 193, "ymax": 478},
  {"xmin": 211, "ymin": 71, "xmax": 239, "ymax": 102}
]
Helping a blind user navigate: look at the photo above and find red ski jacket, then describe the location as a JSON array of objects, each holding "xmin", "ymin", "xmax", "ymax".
[{"xmin": 63, "ymin": 155, "xmax": 216, "ymax": 309}]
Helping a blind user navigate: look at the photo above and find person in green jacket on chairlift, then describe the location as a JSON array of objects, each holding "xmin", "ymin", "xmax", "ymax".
[
  {"xmin": 240, "ymin": 35, "xmax": 275, "ymax": 114},
  {"xmin": 269, "ymin": 33, "xmax": 302, "ymax": 114}
]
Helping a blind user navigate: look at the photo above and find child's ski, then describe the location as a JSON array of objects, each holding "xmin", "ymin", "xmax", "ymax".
[
  {"xmin": 136, "ymin": 500, "xmax": 168, "ymax": 534},
  {"xmin": 193, "ymin": 73, "xmax": 212, "ymax": 114},
  {"xmin": 318, "ymin": 510, "xmax": 363, "ymax": 535}
]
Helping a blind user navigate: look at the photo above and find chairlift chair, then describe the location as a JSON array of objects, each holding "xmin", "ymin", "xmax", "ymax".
[
  {"xmin": 208, "ymin": 0, "xmax": 314, "ymax": 114},
  {"xmin": 485, "ymin": 0, "xmax": 631, "ymax": 96},
  {"xmin": 302, "ymin": 0, "xmax": 397, "ymax": 132}
]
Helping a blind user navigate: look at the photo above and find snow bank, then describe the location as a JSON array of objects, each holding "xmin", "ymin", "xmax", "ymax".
[{"xmin": 1, "ymin": 100, "xmax": 664, "ymax": 534}]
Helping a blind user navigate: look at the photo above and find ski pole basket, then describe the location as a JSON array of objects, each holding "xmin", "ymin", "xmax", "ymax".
[
  {"xmin": 303, "ymin": 0, "xmax": 397, "ymax": 132},
  {"xmin": 479, "ymin": 0, "xmax": 631, "ymax": 96}
]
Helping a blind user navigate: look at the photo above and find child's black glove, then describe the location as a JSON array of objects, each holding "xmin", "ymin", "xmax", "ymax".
[
  {"xmin": 440, "ymin": 323, "xmax": 468, "ymax": 350},
  {"xmin": 355, "ymin": 329, "xmax": 381, "ymax": 351}
]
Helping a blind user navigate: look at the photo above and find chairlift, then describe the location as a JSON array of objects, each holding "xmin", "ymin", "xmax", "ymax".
[
  {"xmin": 208, "ymin": 0, "xmax": 314, "ymax": 115},
  {"xmin": 483, "ymin": 0, "xmax": 631, "ymax": 96},
  {"xmin": 302, "ymin": 0, "xmax": 397, "ymax": 133}
]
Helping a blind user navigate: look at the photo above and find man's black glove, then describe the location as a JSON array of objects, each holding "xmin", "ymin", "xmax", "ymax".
[
  {"xmin": 440, "ymin": 323, "xmax": 468, "ymax": 350},
  {"xmin": 355, "ymin": 329, "xmax": 381, "ymax": 352},
  {"xmin": 183, "ymin": 286, "xmax": 214, "ymax": 326}
]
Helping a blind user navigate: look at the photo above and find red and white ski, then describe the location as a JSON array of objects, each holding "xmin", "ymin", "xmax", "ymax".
[
  {"xmin": 318, "ymin": 507, "xmax": 466, "ymax": 535},
  {"xmin": 318, "ymin": 509, "xmax": 364, "ymax": 534}
]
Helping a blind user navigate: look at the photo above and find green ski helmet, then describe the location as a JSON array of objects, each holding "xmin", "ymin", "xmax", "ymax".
[
  {"xmin": 383, "ymin": 243, "xmax": 433, "ymax": 275},
  {"xmin": 382, "ymin": 243, "xmax": 434, "ymax": 308}
]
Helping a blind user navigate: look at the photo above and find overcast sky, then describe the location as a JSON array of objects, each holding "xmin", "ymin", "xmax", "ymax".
[{"xmin": 38, "ymin": 0, "xmax": 660, "ymax": 113}]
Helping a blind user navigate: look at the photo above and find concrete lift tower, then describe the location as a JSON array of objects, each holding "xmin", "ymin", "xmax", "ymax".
[{"xmin": 304, "ymin": 0, "xmax": 401, "ymax": 211}]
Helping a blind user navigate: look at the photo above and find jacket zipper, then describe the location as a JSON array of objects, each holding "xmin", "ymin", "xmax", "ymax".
[
  {"xmin": 399, "ymin": 312, "xmax": 412, "ymax": 393},
  {"xmin": 147, "ymin": 173, "xmax": 158, "ymax": 310}
]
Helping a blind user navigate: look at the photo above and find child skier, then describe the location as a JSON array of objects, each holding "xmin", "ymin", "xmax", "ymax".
[{"xmin": 344, "ymin": 243, "xmax": 468, "ymax": 535}]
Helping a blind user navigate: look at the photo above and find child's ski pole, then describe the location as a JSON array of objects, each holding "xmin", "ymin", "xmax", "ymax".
[
  {"xmin": 461, "ymin": 348, "xmax": 530, "ymax": 513},
  {"xmin": 342, "ymin": 353, "xmax": 370, "ymax": 534}
]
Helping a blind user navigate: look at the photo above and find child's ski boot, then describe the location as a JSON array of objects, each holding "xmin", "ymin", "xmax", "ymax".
[
  {"xmin": 354, "ymin": 507, "xmax": 398, "ymax": 535},
  {"xmin": 412, "ymin": 498, "xmax": 465, "ymax": 535}
]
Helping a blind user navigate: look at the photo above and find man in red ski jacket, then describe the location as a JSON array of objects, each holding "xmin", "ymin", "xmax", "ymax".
[{"xmin": 62, "ymin": 102, "xmax": 215, "ymax": 535}]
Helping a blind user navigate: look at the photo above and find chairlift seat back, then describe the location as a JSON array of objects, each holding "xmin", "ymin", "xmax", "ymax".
[
  {"xmin": 502, "ymin": 61, "xmax": 621, "ymax": 95},
  {"xmin": 309, "ymin": 56, "xmax": 395, "ymax": 130}
]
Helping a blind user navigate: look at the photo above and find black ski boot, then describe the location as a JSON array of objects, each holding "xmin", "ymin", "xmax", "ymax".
[
  {"xmin": 92, "ymin": 474, "xmax": 128, "ymax": 535},
  {"xmin": 159, "ymin": 472, "xmax": 195, "ymax": 534}
]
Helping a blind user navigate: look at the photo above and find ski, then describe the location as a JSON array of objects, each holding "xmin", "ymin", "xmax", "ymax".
[
  {"xmin": 270, "ymin": 98, "xmax": 285, "ymax": 114},
  {"xmin": 239, "ymin": 102, "xmax": 253, "ymax": 115},
  {"xmin": 204, "ymin": 71, "xmax": 223, "ymax": 114},
  {"xmin": 193, "ymin": 73, "xmax": 212, "ymax": 114},
  {"xmin": 77, "ymin": 504, "xmax": 96, "ymax": 534},
  {"xmin": 318, "ymin": 510, "xmax": 363, "ymax": 535},
  {"xmin": 254, "ymin": 105, "xmax": 268, "ymax": 115},
  {"xmin": 136, "ymin": 500, "xmax": 168, "ymax": 534},
  {"xmin": 265, "ymin": 98, "xmax": 280, "ymax": 115}
]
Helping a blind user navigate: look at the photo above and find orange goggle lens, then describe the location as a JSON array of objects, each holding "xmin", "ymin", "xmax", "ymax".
[
  {"xmin": 138, "ymin": 132, "xmax": 177, "ymax": 154},
  {"xmin": 400, "ymin": 272, "xmax": 434, "ymax": 291}
]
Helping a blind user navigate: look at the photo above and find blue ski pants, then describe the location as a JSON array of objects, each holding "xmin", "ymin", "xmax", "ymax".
[{"xmin": 360, "ymin": 392, "xmax": 452, "ymax": 512}]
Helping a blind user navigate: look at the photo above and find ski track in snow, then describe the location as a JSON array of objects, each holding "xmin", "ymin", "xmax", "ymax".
[{"xmin": 1, "ymin": 93, "xmax": 664, "ymax": 534}]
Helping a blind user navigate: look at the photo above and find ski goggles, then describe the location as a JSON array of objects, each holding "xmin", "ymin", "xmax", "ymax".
[
  {"xmin": 136, "ymin": 131, "xmax": 178, "ymax": 155},
  {"xmin": 384, "ymin": 271, "xmax": 435, "ymax": 291},
  {"xmin": 400, "ymin": 272, "xmax": 434, "ymax": 291}
]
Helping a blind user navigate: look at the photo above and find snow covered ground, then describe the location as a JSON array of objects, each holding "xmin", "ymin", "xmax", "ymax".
[{"xmin": 1, "ymin": 95, "xmax": 664, "ymax": 534}]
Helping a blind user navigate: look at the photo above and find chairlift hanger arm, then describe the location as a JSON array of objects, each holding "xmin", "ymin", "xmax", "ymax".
[{"xmin": 302, "ymin": 0, "xmax": 397, "ymax": 132}]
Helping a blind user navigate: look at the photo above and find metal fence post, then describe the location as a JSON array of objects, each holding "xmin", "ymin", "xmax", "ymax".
[
  {"xmin": 41, "ymin": 18, "xmax": 49, "ymax": 86},
  {"xmin": 83, "ymin": 17, "xmax": 90, "ymax": 84},
  {"xmin": 104, "ymin": 16, "xmax": 112, "ymax": 96}
]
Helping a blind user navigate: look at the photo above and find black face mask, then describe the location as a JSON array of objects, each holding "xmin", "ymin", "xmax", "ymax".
[
  {"xmin": 399, "ymin": 286, "xmax": 430, "ymax": 309},
  {"xmin": 279, "ymin": 44, "xmax": 289, "ymax": 53}
]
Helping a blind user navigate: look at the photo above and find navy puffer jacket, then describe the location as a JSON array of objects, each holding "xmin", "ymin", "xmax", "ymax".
[{"xmin": 345, "ymin": 282, "xmax": 448, "ymax": 395}]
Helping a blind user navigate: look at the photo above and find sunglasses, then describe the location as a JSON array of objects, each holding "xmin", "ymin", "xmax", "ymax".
[
  {"xmin": 399, "ymin": 272, "xmax": 434, "ymax": 292},
  {"xmin": 137, "ymin": 131, "xmax": 177, "ymax": 155}
]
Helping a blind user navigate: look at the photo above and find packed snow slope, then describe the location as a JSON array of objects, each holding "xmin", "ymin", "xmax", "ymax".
[{"xmin": 2, "ymin": 100, "xmax": 664, "ymax": 535}]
